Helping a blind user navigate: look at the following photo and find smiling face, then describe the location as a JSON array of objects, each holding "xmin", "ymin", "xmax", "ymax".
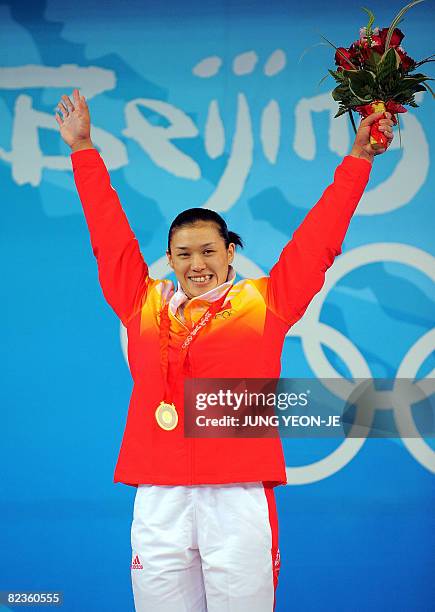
[{"xmin": 167, "ymin": 221, "xmax": 235, "ymax": 299}]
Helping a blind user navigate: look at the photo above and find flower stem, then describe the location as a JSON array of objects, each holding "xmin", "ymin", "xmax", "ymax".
[{"xmin": 348, "ymin": 110, "xmax": 358, "ymax": 135}]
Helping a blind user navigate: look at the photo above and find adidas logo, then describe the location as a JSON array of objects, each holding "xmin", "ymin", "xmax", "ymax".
[{"xmin": 131, "ymin": 554, "xmax": 143, "ymax": 570}]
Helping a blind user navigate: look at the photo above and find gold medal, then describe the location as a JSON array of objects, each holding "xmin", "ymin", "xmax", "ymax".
[
  {"xmin": 155, "ymin": 401, "xmax": 178, "ymax": 431},
  {"xmin": 156, "ymin": 289, "xmax": 230, "ymax": 433}
]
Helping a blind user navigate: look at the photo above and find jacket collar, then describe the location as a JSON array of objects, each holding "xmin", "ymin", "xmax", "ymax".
[{"xmin": 169, "ymin": 265, "xmax": 236, "ymax": 317}]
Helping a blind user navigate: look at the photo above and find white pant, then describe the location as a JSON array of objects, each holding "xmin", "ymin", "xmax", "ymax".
[{"xmin": 131, "ymin": 482, "xmax": 280, "ymax": 611}]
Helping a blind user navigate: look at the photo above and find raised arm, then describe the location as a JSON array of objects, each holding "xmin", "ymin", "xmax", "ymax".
[
  {"xmin": 267, "ymin": 110, "xmax": 395, "ymax": 328},
  {"xmin": 55, "ymin": 90, "xmax": 149, "ymax": 326}
]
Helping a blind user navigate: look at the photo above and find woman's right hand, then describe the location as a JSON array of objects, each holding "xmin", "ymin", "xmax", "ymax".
[{"xmin": 55, "ymin": 89, "xmax": 93, "ymax": 152}]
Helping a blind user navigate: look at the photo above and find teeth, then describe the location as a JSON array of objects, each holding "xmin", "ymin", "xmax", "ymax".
[{"xmin": 190, "ymin": 275, "xmax": 212, "ymax": 283}]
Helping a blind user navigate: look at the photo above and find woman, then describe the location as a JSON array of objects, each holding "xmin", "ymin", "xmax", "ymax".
[{"xmin": 55, "ymin": 89, "xmax": 394, "ymax": 611}]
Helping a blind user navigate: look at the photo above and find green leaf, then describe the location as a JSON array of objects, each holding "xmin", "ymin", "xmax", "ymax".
[
  {"xmin": 334, "ymin": 107, "xmax": 349, "ymax": 118},
  {"xmin": 297, "ymin": 42, "xmax": 328, "ymax": 65},
  {"xmin": 361, "ymin": 7, "xmax": 376, "ymax": 44},
  {"xmin": 378, "ymin": 49, "xmax": 399, "ymax": 82},
  {"xmin": 413, "ymin": 54, "xmax": 435, "ymax": 69},
  {"xmin": 347, "ymin": 80, "xmax": 372, "ymax": 102},
  {"xmin": 393, "ymin": 77, "xmax": 431, "ymax": 94},
  {"xmin": 335, "ymin": 84, "xmax": 349, "ymax": 94},
  {"xmin": 394, "ymin": 84, "xmax": 428, "ymax": 100},
  {"xmin": 380, "ymin": 48, "xmax": 397, "ymax": 70},
  {"xmin": 317, "ymin": 73, "xmax": 331, "ymax": 88},
  {"xmin": 332, "ymin": 86, "xmax": 346, "ymax": 101},
  {"xmin": 362, "ymin": 7, "xmax": 376, "ymax": 31},
  {"xmin": 369, "ymin": 51, "xmax": 383, "ymax": 65},
  {"xmin": 344, "ymin": 69, "xmax": 376, "ymax": 88},
  {"xmin": 405, "ymin": 73, "xmax": 433, "ymax": 81},
  {"xmin": 413, "ymin": 59, "xmax": 435, "ymax": 69},
  {"xmin": 328, "ymin": 68, "xmax": 345, "ymax": 83},
  {"xmin": 383, "ymin": 0, "xmax": 425, "ymax": 54},
  {"xmin": 364, "ymin": 52, "xmax": 384, "ymax": 75},
  {"xmin": 422, "ymin": 81, "xmax": 435, "ymax": 98}
]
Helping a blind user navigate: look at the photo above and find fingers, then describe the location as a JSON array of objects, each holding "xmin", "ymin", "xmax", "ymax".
[
  {"xmin": 360, "ymin": 111, "xmax": 395, "ymax": 138},
  {"xmin": 72, "ymin": 88, "xmax": 88, "ymax": 107},
  {"xmin": 56, "ymin": 94, "xmax": 76, "ymax": 117},
  {"xmin": 378, "ymin": 116, "xmax": 395, "ymax": 139},
  {"xmin": 56, "ymin": 99, "xmax": 70, "ymax": 119},
  {"xmin": 55, "ymin": 89, "xmax": 80, "ymax": 118},
  {"xmin": 62, "ymin": 94, "xmax": 74, "ymax": 113},
  {"xmin": 360, "ymin": 111, "xmax": 385, "ymax": 125},
  {"xmin": 55, "ymin": 100, "xmax": 67, "ymax": 119},
  {"xmin": 55, "ymin": 90, "xmax": 85, "ymax": 121}
]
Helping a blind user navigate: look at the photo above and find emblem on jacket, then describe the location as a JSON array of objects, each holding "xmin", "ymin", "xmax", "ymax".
[{"xmin": 214, "ymin": 309, "xmax": 233, "ymax": 320}]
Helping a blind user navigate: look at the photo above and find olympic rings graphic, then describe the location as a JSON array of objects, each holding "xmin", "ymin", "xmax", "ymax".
[
  {"xmin": 287, "ymin": 243, "xmax": 435, "ymax": 483},
  {"xmin": 119, "ymin": 246, "xmax": 435, "ymax": 484}
]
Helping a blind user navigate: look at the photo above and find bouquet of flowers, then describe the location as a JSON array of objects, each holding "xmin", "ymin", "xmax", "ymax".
[{"xmin": 323, "ymin": 0, "xmax": 434, "ymax": 149}]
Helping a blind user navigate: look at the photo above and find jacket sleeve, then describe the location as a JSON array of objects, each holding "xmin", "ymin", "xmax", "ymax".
[
  {"xmin": 71, "ymin": 148, "xmax": 149, "ymax": 327},
  {"xmin": 266, "ymin": 155, "xmax": 372, "ymax": 328}
]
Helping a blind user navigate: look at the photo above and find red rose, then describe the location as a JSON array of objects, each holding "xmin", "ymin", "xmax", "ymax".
[
  {"xmin": 335, "ymin": 47, "xmax": 355, "ymax": 70},
  {"xmin": 397, "ymin": 48, "xmax": 415, "ymax": 72},
  {"xmin": 347, "ymin": 42, "xmax": 366, "ymax": 67},
  {"xmin": 370, "ymin": 35, "xmax": 384, "ymax": 54},
  {"xmin": 379, "ymin": 27, "xmax": 404, "ymax": 48},
  {"xmin": 357, "ymin": 40, "xmax": 373, "ymax": 63}
]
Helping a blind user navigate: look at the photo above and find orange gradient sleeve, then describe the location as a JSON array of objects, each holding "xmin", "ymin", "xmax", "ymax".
[
  {"xmin": 267, "ymin": 155, "xmax": 372, "ymax": 327},
  {"xmin": 72, "ymin": 149, "xmax": 149, "ymax": 326}
]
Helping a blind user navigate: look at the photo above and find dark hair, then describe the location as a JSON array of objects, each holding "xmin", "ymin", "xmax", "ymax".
[{"xmin": 167, "ymin": 208, "xmax": 243, "ymax": 252}]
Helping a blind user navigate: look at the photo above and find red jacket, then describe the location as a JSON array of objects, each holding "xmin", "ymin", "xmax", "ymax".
[{"xmin": 72, "ymin": 149, "xmax": 371, "ymax": 487}]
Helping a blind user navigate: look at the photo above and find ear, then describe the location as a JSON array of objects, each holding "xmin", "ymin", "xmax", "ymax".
[
  {"xmin": 166, "ymin": 250, "xmax": 174, "ymax": 270},
  {"xmin": 227, "ymin": 243, "xmax": 235, "ymax": 264}
]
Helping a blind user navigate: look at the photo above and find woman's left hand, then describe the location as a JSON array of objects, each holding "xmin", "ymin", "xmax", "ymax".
[{"xmin": 350, "ymin": 111, "xmax": 395, "ymax": 164}]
